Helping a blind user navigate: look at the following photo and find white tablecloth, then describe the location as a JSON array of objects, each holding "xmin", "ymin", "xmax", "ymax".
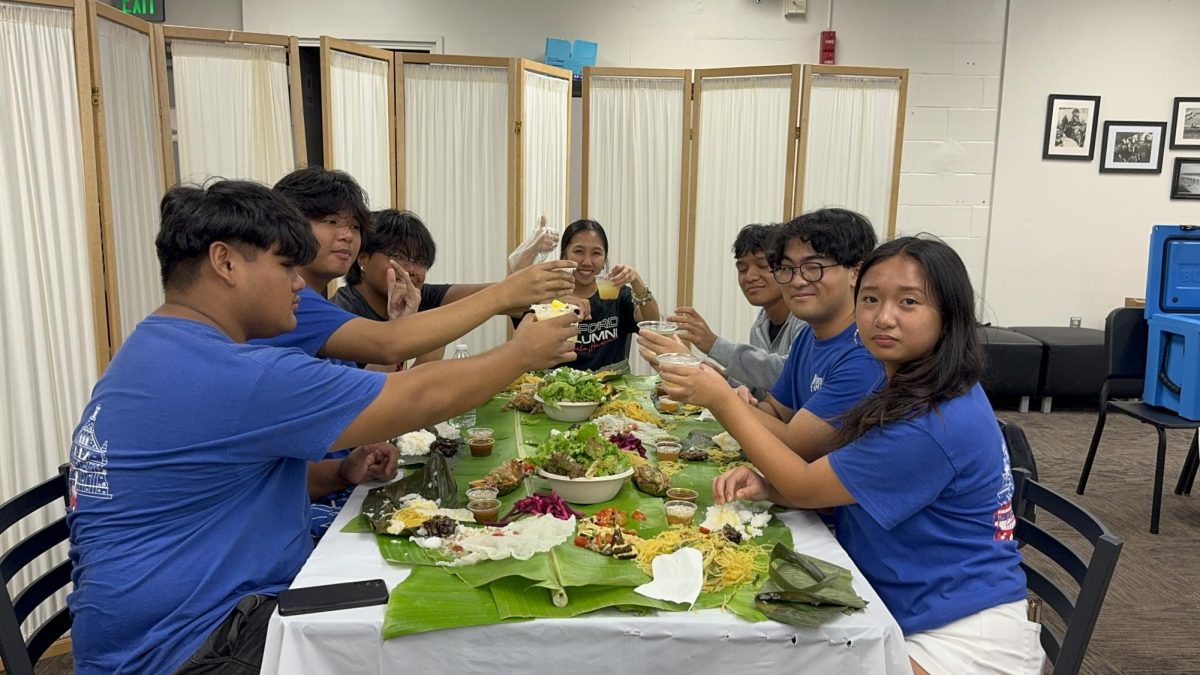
[{"xmin": 262, "ymin": 487, "xmax": 909, "ymax": 674}]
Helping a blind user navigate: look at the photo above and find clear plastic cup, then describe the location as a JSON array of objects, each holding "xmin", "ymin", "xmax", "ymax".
[
  {"xmin": 655, "ymin": 440, "xmax": 681, "ymax": 462},
  {"xmin": 466, "ymin": 486, "xmax": 499, "ymax": 502},
  {"xmin": 637, "ymin": 320, "xmax": 678, "ymax": 337},
  {"xmin": 467, "ymin": 427, "xmax": 494, "ymax": 457},
  {"xmin": 665, "ymin": 487, "xmax": 698, "ymax": 503},
  {"xmin": 664, "ymin": 500, "xmax": 697, "ymax": 526},
  {"xmin": 595, "ymin": 275, "xmax": 620, "ymax": 300},
  {"xmin": 658, "ymin": 353, "xmax": 703, "ymax": 368},
  {"xmin": 468, "ymin": 498, "xmax": 501, "ymax": 524},
  {"xmin": 531, "ymin": 302, "xmax": 579, "ymax": 343}
]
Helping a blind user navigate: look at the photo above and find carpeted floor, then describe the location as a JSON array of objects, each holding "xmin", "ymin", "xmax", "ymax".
[{"xmin": 30, "ymin": 407, "xmax": 1200, "ymax": 675}]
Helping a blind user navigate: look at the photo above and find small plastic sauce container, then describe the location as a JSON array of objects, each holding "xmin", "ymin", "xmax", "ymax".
[
  {"xmin": 664, "ymin": 500, "xmax": 697, "ymax": 526},
  {"xmin": 665, "ymin": 487, "xmax": 698, "ymax": 503},
  {"xmin": 467, "ymin": 427, "xmax": 495, "ymax": 457},
  {"xmin": 655, "ymin": 440, "xmax": 682, "ymax": 462},
  {"xmin": 466, "ymin": 486, "xmax": 499, "ymax": 502},
  {"xmin": 468, "ymin": 498, "xmax": 501, "ymax": 524},
  {"xmin": 658, "ymin": 397, "xmax": 681, "ymax": 414}
]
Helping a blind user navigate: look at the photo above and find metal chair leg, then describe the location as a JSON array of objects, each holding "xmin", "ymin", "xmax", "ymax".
[
  {"xmin": 1077, "ymin": 405, "xmax": 1108, "ymax": 494},
  {"xmin": 1176, "ymin": 431, "xmax": 1199, "ymax": 496},
  {"xmin": 1151, "ymin": 427, "xmax": 1167, "ymax": 534}
]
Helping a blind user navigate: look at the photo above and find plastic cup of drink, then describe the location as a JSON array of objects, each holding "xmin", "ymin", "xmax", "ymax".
[
  {"xmin": 637, "ymin": 320, "xmax": 678, "ymax": 337},
  {"xmin": 532, "ymin": 302, "xmax": 579, "ymax": 343},
  {"xmin": 664, "ymin": 500, "xmax": 697, "ymax": 526},
  {"xmin": 467, "ymin": 427, "xmax": 495, "ymax": 457},
  {"xmin": 466, "ymin": 486, "xmax": 499, "ymax": 502},
  {"xmin": 468, "ymin": 499, "xmax": 501, "ymax": 524},
  {"xmin": 655, "ymin": 440, "xmax": 681, "ymax": 462},
  {"xmin": 595, "ymin": 275, "xmax": 620, "ymax": 300},
  {"xmin": 658, "ymin": 353, "xmax": 704, "ymax": 368}
]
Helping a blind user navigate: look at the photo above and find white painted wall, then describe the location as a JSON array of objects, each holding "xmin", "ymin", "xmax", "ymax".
[
  {"xmin": 240, "ymin": 0, "xmax": 1005, "ymax": 293},
  {"xmin": 164, "ymin": 0, "xmax": 242, "ymax": 30},
  {"xmin": 986, "ymin": 0, "xmax": 1200, "ymax": 329}
]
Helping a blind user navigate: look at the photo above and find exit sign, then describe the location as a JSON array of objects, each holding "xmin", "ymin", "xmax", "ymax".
[{"xmin": 109, "ymin": 0, "xmax": 164, "ymax": 23}]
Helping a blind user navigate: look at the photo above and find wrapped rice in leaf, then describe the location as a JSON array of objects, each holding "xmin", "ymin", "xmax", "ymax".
[
  {"xmin": 754, "ymin": 543, "xmax": 867, "ymax": 628},
  {"xmin": 632, "ymin": 463, "xmax": 671, "ymax": 497}
]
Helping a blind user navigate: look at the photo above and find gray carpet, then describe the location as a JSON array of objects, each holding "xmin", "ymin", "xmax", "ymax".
[{"xmin": 31, "ymin": 408, "xmax": 1200, "ymax": 675}]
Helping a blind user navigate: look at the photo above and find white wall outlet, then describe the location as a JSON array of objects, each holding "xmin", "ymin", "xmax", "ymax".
[{"xmin": 784, "ymin": 0, "xmax": 807, "ymax": 17}]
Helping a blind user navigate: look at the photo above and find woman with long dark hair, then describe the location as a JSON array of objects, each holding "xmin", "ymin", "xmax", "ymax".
[
  {"xmin": 660, "ymin": 236, "xmax": 1043, "ymax": 674},
  {"xmin": 559, "ymin": 219, "xmax": 659, "ymax": 370}
]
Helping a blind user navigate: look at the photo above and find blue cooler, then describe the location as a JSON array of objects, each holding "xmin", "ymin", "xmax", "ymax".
[{"xmin": 1143, "ymin": 225, "xmax": 1200, "ymax": 420}]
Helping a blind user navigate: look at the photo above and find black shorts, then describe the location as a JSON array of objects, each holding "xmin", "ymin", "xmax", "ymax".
[{"xmin": 174, "ymin": 594, "xmax": 278, "ymax": 674}]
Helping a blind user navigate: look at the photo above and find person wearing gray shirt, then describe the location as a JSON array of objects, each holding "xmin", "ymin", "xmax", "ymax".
[{"xmin": 660, "ymin": 224, "xmax": 804, "ymax": 401}]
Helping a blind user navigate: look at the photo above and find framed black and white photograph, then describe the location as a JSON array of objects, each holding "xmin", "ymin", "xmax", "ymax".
[
  {"xmin": 1042, "ymin": 94, "xmax": 1101, "ymax": 160},
  {"xmin": 1171, "ymin": 158, "xmax": 1200, "ymax": 199},
  {"xmin": 1099, "ymin": 121, "xmax": 1167, "ymax": 173},
  {"xmin": 1170, "ymin": 97, "xmax": 1200, "ymax": 149}
]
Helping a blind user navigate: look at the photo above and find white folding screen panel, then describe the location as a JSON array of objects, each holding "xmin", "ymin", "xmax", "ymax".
[
  {"xmin": 690, "ymin": 69, "xmax": 798, "ymax": 352},
  {"xmin": 96, "ymin": 13, "xmax": 165, "ymax": 342},
  {"xmin": 519, "ymin": 64, "xmax": 570, "ymax": 262},
  {"xmin": 171, "ymin": 39, "xmax": 295, "ymax": 185},
  {"xmin": 323, "ymin": 40, "xmax": 392, "ymax": 208},
  {"xmin": 401, "ymin": 60, "xmax": 510, "ymax": 355},
  {"xmin": 799, "ymin": 68, "xmax": 906, "ymax": 242},
  {"xmin": 584, "ymin": 71, "xmax": 688, "ymax": 375},
  {"xmin": 0, "ymin": 0, "xmax": 102, "ymax": 634}
]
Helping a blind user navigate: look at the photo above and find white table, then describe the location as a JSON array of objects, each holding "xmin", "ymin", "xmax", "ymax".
[{"xmin": 262, "ymin": 487, "xmax": 910, "ymax": 674}]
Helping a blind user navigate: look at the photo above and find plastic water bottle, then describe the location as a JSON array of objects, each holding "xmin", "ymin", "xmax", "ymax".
[{"xmin": 449, "ymin": 343, "xmax": 477, "ymax": 432}]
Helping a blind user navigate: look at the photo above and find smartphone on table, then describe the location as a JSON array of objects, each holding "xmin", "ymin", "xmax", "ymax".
[{"xmin": 276, "ymin": 578, "xmax": 389, "ymax": 616}]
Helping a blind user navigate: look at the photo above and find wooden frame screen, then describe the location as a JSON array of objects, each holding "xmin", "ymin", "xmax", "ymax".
[
  {"xmin": 512, "ymin": 59, "xmax": 572, "ymax": 253},
  {"xmin": 320, "ymin": 36, "xmax": 396, "ymax": 207}
]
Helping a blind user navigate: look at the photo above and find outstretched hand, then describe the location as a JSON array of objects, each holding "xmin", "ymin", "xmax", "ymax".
[{"xmin": 386, "ymin": 262, "xmax": 421, "ymax": 320}]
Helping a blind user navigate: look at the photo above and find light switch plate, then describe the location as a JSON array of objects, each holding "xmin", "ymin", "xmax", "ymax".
[{"xmin": 784, "ymin": 0, "xmax": 807, "ymax": 17}]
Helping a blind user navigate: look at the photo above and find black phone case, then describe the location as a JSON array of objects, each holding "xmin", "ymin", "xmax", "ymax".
[{"xmin": 277, "ymin": 579, "xmax": 389, "ymax": 616}]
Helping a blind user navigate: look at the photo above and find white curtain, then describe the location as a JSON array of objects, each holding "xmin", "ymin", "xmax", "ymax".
[
  {"xmin": 172, "ymin": 40, "xmax": 295, "ymax": 186},
  {"xmin": 404, "ymin": 63, "xmax": 509, "ymax": 355},
  {"xmin": 802, "ymin": 75, "xmax": 901, "ymax": 243},
  {"xmin": 328, "ymin": 49, "xmax": 391, "ymax": 208},
  {"xmin": 98, "ymin": 17, "xmax": 165, "ymax": 341},
  {"xmin": 692, "ymin": 74, "xmax": 794, "ymax": 351},
  {"xmin": 521, "ymin": 70, "xmax": 569, "ymax": 259},
  {"xmin": 0, "ymin": 0, "xmax": 99, "ymax": 633},
  {"xmin": 586, "ymin": 75, "xmax": 686, "ymax": 374}
]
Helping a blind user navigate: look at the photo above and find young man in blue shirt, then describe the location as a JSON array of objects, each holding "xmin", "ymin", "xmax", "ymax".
[
  {"xmin": 66, "ymin": 181, "xmax": 577, "ymax": 674},
  {"xmin": 641, "ymin": 209, "xmax": 881, "ymax": 461}
]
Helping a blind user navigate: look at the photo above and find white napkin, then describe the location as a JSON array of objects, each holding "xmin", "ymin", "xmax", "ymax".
[{"xmin": 634, "ymin": 547, "xmax": 704, "ymax": 606}]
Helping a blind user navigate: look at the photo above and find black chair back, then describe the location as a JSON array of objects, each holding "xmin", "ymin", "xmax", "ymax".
[
  {"xmin": 1105, "ymin": 307, "xmax": 1149, "ymax": 382},
  {"xmin": 0, "ymin": 464, "xmax": 72, "ymax": 675},
  {"xmin": 1012, "ymin": 468, "xmax": 1123, "ymax": 675}
]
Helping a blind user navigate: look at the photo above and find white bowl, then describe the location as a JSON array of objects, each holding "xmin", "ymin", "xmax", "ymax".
[
  {"xmin": 537, "ymin": 467, "xmax": 634, "ymax": 504},
  {"xmin": 534, "ymin": 395, "xmax": 601, "ymax": 422}
]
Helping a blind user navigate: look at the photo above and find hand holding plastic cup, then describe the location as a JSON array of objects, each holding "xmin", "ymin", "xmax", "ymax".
[
  {"xmin": 532, "ymin": 300, "xmax": 580, "ymax": 343},
  {"xmin": 658, "ymin": 353, "xmax": 704, "ymax": 368}
]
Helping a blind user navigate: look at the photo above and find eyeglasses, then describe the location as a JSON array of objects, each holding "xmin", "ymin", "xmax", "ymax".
[
  {"xmin": 383, "ymin": 250, "xmax": 431, "ymax": 270},
  {"xmin": 772, "ymin": 261, "xmax": 840, "ymax": 284}
]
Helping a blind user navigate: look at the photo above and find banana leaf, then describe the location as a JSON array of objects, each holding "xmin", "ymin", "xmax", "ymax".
[
  {"xmin": 360, "ymin": 452, "xmax": 460, "ymax": 532},
  {"xmin": 383, "ymin": 566, "xmax": 528, "ymax": 639},
  {"xmin": 754, "ymin": 543, "xmax": 868, "ymax": 629},
  {"xmin": 489, "ymin": 576, "xmax": 686, "ymax": 619}
]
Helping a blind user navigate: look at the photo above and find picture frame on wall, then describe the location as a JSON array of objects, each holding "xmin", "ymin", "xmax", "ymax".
[
  {"xmin": 1170, "ymin": 158, "xmax": 1200, "ymax": 199},
  {"xmin": 1042, "ymin": 94, "xmax": 1101, "ymax": 160},
  {"xmin": 1169, "ymin": 97, "xmax": 1200, "ymax": 149},
  {"xmin": 1098, "ymin": 121, "xmax": 1167, "ymax": 173}
]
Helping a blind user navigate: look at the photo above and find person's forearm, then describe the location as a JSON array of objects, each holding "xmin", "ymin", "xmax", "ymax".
[
  {"xmin": 708, "ymin": 338, "xmax": 787, "ymax": 395},
  {"xmin": 374, "ymin": 285, "xmax": 511, "ymax": 363},
  {"xmin": 631, "ymin": 278, "xmax": 659, "ymax": 322},
  {"xmin": 307, "ymin": 458, "xmax": 351, "ymax": 499},
  {"xmin": 710, "ymin": 396, "xmax": 820, "ymax": 508}
]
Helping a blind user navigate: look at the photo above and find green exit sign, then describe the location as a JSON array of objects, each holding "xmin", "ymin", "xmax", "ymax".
[{"xmin": 111, "ymin": 0, "xmax": 164, "ymax": 23}]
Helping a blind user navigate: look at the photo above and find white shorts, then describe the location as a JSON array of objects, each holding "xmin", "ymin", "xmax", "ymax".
[{"xmin": 905, "ymin": 599, "xmax": 1045, "ymax": 675}]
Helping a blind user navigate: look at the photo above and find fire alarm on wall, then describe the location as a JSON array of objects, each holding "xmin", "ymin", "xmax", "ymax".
[{"xmin": 784, "ymin": 0, "xmax": 807, "ymax": 17}]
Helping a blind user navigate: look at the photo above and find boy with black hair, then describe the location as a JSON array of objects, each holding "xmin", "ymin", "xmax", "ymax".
[
  {"xmin": 66, "ymin": 180, "xmax": 576, "ymax": 674},
  {"xmin": 639, "ymin": 223, "xmax": 805, "ymax": 401},
  {"xmin": 258, "ymin": 167, "xmax": 576, "ymax": 367},
  {"xmin": 642, "ymin": 208, "xmax": 882, "ymax": 461}
]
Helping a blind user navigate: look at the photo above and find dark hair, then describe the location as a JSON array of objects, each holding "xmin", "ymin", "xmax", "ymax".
[
  {"xmin": 272, "ymin": 166, "xmax": 372, "ymax": 234},
  {"xmin": 155, "ymin": 180, "xmax": 317, "ymax": 290},
  {"xmin": 767, "ymin": 208, "xmax": 877, "ymax": 269},
  {"xmin": 560, "ymin": 219, "xmax": 609, "ymax": 258},
  {"xmin": 345, "ymin": 209, "xmax": 437, "ymax": 285},
  {"xmin": 833, "ymin": 236, "xmax": 984, "ymax": 446},
  {"xmin": 731, "ymin": 224, "xmax": 776, "ymax": 259}
]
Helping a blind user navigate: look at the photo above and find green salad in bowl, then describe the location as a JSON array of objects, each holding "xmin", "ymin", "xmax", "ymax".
[
  {"xmin": 532, "ymin": 423, "xmax": 630, "ymax": 478},
  {"xmin": 538, "ymin": 367, "xmax": 606, "ymax": 404}
]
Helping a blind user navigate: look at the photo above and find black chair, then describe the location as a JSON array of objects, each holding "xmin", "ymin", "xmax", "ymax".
[
  {"xmin": 1013, "ymin": 468, "xmax": 1123, "ymax": 675},
  {"xmin": 0, "ymin": 464, "xmax": 72, "ymax": 675},
  {"xmin": 1076, "ymin": 307, "xmax": 1199, "ymax": 534}
]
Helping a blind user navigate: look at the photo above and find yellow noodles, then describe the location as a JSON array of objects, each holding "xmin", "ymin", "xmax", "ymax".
[
  {"xmin": 632, "ymin": 527, "xmax": 769, "ymax": 593},
  {"xmin": 592, "ymin": 400, "xmax": 664, "ymax": 427}
]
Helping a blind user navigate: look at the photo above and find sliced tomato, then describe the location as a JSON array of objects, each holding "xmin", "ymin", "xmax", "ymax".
[
  {"xmin": 631, "ymin": 510, "xmax": 646, "ymax": 521},
  {"xmin": 574, "ymin": 535, "xmax": 589, "ymax": 548}
]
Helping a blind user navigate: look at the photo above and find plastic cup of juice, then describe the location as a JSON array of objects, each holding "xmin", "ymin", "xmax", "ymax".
[
  {"xmin": 595, "ymin": 275, "xmax": 620, "ymax": 300},
  {"xmin": 468, "ymin": 499, "xmax": 501, "ymax": 524},
  {"xmin": 664, "ymin": 500, "xmax": 697, "ymax": 526},
  {"xmin": 531, "ymin": 300, "xmax": 579, "ymax": 343}
]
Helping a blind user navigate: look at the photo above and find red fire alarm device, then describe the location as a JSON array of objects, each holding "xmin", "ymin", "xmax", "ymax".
[{"xmin": 820, "ymin": 30, "xmax": 836, "ymax": 65}]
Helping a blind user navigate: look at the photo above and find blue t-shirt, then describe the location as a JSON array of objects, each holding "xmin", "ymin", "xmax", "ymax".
[
  {"xmin": 66, "ymin": 316, "xmax": 385, "ymax": 674},
  {"xmin": 827, "ymin": 383, "xmax": 1027, "ymax": 635},
  {"xmin": 769, "ymin": 323, "xmax": 884, "ymax": 423},
  {"xmin": 253, "ymin": 286, "xmax": 357, "ymax": 365}
]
